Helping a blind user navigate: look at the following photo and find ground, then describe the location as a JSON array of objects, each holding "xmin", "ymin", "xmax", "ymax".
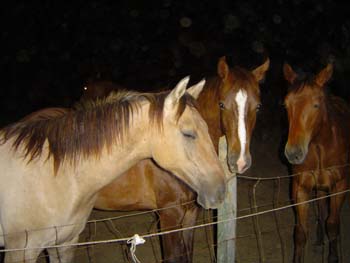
[{"xmin": 37, "ymin": 112, "xmax": 350, "ymax": 263}]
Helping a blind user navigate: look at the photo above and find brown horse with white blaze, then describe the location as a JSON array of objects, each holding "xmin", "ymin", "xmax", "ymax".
[
  {"xmin": 283, "ymin": 63, "xmax": 350, "ymax": 263},
  {"xmin": 83, "ymin": 56, "xmax": 270, "ymax": 262}
]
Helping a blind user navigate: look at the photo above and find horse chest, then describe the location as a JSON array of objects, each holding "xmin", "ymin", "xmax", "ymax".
[{"xmin": 297, "ymin": 168, "xmax": 339, "ymax": 192}]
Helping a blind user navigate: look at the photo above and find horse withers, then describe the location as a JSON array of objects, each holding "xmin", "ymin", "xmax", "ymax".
[
  {"xmin": 0, "ymin": 76, "xmax": 226, "ymax": 262},
  {"xmin": 283, "ymin": 63, "xmax": 350, "ymax": 263},
  {"xmin": 83, "ymin": 56, "xmax": 270, "ymax": 262}
]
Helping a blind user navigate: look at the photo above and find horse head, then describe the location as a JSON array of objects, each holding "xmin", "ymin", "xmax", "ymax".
[
  {"xmin": 283, "ymin": 63, "xmax": 333, "ymax": 164},
  {"xmin": 217, "ymin": 56, "xmax": 270, "ymax": 174},
  {"xmin": 151, "ymin": 77, "xmax": 227, "ymax": 209}
]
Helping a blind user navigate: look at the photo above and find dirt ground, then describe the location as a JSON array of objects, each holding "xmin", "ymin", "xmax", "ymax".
[{"xmin": 40, "ymin": 114, "xmax": 350, "ymax": 263}]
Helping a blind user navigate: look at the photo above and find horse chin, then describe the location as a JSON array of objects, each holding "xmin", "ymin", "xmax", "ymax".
[
  {"xmin": 287, "ymin": 156, "xmax": 306, "ymax": 165},
  {"xmin": 196, "ymin": 195, "xmax": 220, "ymax": 209},
  {"xmin": 228, "ymin": 164, "xmax": 250, "ymax": 174},
  {"xmin": 236, "ymin": 165, "xmax": 250, "ymax": 174}
]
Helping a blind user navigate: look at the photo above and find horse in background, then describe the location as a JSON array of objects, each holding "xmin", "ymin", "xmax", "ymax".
[
  {"xmin": 0, "ymin": 77, "xmax": 227, "ymax": 262},
  {"xmin": 82, "ymin": 56, "xmax": 270, "ymax": 262},
  {"xmin": 283, "ymin": 63, "xmax": 350, "ymax": 263},
  {"xmin": 81, "ymin": 80, "xmax": 125, "ymax": 101}
]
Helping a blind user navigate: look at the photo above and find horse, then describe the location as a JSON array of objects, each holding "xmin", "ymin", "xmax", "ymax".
[
  {"xmin": 0, "ymin": 76, "xmax": 227, "ymax": 263},
  {"xmin": 81, "ymin": 80, "xmax": 125, "ymax": 101},
  {"xmin": 82, "ymin": 56, "xmax": 270, "ymax": 262},
  {"xmin": 283, "ymin": 63, "xmax": 350, "ymax": 263}
]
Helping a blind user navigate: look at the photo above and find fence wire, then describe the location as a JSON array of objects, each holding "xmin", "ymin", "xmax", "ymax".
[{"xmin": 0, "ymin": 163, "xmax": 349, "ymax": 263}]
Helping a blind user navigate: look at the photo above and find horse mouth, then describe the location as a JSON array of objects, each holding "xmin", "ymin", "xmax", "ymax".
[{"xmin": 196, "ymin": 195, "xmax": 223, "ymax": 209}]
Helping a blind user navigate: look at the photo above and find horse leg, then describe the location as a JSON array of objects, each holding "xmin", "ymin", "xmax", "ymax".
[
  {"xmin": 293, "ymin": 184, "xmax": 311, "ymax": 263},
  {"xmin": 178, "ymin": 205, "xmax": 200, "ymax": 263},
  {"xmin": 4, "ymin": 250, "xmax": 41, "ymax": 263},
  {"xmin": 158, "ymin": 205, "xmax": 197, "ymax": 263},
  {"xmin": 326, "ymin": 179, "xmax": 347, "ymax": 263},
  {"xmin": 315, "ymin": 191, "xmax": 328, "ymax": 246},
  {"xmin": 46, "ymin": 235, "xmax": 79, "ymax": 263},
  {"xmin": 3, "ymin": 232, "xmax": 42, "ymax": 263}
]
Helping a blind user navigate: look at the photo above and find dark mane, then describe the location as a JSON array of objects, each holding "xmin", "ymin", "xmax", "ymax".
[
  {"xmin": 0, "ymin": 90, "xmax": 197, "ymax": 173},
  {"xmin": 328, "ymin": 94, "xmax": 350, "ymax": 120},
  {"xmin": 287, "ymin": 73, "xmax": 315, "ymax": 93}
]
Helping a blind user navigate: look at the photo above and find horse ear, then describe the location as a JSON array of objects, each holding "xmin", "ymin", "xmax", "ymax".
[
  {"xmin": 252, "ymin": 58, "xmax": 270, "ymax": 82},
  {"xmin": 217, "ymin": 56, "xmax": 229, "ymax": 80},
  {"xmin": 315, "ymin": 63, "xmax": 333, "ymax": 87},
  {"xmin": 283, "ymin": 63, "xmax": 298, "ymax": 84},
  {"xmin": 186, "ymin": 79, "xmax": 205, "ymax": 100},
  {"xmin": 165, "ymin": 76, "xmax": 189, "ymax": 111}
]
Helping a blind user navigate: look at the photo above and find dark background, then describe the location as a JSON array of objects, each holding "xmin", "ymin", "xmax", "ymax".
[{"xmin": 1, "ymin": 0, "xmax": 350, "ymax": 126}]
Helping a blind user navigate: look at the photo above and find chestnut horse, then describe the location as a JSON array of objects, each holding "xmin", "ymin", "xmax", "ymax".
[
  {"xmin": 283, "ymin": 63, "xmax": 350, "ymax": 263},
  {"xmin": 0, "ymin": 77, "xmax": 227, "ymax": 263},
  {"xmin": 83, "ymin": 57, "xmax": 270, "ymax": 262}
]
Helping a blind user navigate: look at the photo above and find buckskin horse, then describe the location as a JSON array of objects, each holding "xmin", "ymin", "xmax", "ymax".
[
  {"xmin": 283, "ymin": 63, "xmax": 350, "ymax": 263},
  {"xmin": 82, "ymin": 56, "xmax": 270, "ymax": 262},
  {"xmin": 0, "ymin": 77, "xmax": 227, "ymax": 263}
]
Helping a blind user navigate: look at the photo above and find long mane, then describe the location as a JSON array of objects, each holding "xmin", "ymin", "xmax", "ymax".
[{"xmin": 0, "ymin": 90, "xmax": 197, "ymax": 173}]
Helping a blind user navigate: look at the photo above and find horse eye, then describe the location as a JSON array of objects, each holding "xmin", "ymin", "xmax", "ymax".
[
  {"xmin": 314, "ymin": 104, "xmax": 319, "ymax": 108},
  {"xmin": 219, "ymin": 102, "xmax": 225, "ymax": 109},
  {"xmin": 182, "ymin": 130, "xmax": 196, "ymax": 140},
  {"xmin": 280, "ymin": 102, "xmax": 287, "ymax": 109},
  {"xmin": 256, "ymin": 103, "xmax": 262, "ymax": 111}
]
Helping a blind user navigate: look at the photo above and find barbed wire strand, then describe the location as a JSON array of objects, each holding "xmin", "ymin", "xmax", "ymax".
[
  {"xmin": 1, "ymin": 188, "xmax": 348, "ymax": 254},
  {"xmin": 0, "ymin": 163, "xmax": 343, "ymax": 242},
  {"xmin": 84, "ymin": 163, "xmax": 349, "ymax": 224}
]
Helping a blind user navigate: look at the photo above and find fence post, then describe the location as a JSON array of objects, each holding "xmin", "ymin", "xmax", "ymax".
[{"xmin": 217, "ymin": 136, "xmax": 237, "ymax": 263}]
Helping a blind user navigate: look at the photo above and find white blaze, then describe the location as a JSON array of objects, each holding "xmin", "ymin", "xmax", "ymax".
[{"xmin": 235, "ymin": 89, "xmax": 248, "ymax": 172}]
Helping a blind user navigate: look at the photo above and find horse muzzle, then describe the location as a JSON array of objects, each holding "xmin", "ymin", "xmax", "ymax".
[
  {"xmin": 227, "ymin": 153, "xmax": 252, "ymax": 174},
  {"xmin": 196, "ymin": 179, "xmax": 226, "ymax": 209},
  {"xmin": 285, "ymin": 145, "xmax": 307, "ymax": 164}
]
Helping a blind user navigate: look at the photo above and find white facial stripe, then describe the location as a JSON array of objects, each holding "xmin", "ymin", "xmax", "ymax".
[{"xmin": 235, "ymin": 89, "xmax": 248, "ymax": 169}]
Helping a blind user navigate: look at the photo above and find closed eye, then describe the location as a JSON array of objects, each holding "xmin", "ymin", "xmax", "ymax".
[{"xmin": 182, "ymin": 130, "xmax": 197, "ymax": 139}]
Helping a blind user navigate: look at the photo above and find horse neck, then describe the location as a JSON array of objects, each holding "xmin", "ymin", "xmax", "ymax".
[
  {"xmin": 75, "ymin": 103, "xmax": 152, "ymax": 195},
  {"xmin": 312, "ymin": 99, "xmax": 344, "ymax": 147},
  {"xmin": 197, "ymin": 77, "xmax": 222, "ymax": 149}
]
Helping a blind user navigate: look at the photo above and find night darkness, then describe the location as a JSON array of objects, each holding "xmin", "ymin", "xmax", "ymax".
[{"xmin": 1, "ymin": 0, "xmax": 350, "ymax": 126}]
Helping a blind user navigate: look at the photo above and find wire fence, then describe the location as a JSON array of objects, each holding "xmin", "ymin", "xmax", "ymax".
[{"xmin": 0, "ymin": 163, "xmax": 349, "ymax": 262}]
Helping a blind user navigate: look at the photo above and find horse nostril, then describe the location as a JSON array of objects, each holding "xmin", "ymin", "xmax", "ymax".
[
  {"xmin": 227, "ymin": 154, "xmax": 239, "ymax": 173},
  {"xmin": 285, "ymin": 146, "xmax": 305, "ymax": 164},
  {"xmin": 295, "ymin": 148, "xmax": 303, "ymax": 160}
]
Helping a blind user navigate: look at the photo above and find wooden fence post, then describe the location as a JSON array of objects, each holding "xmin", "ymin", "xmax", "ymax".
[{"xmin": 217, "ymin": 136, "xmax": 237, "ymax": 263}]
